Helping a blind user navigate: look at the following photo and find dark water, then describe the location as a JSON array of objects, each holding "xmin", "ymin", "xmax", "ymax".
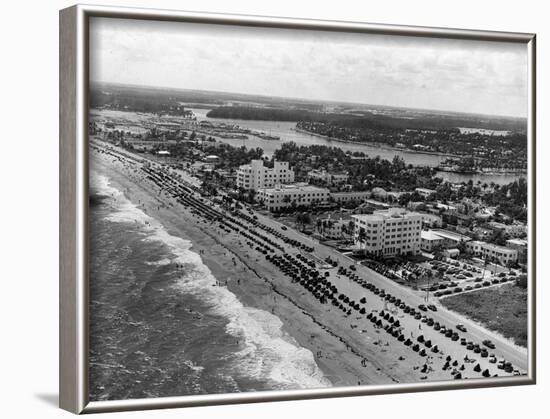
[{"xmin": 88, "ymin": 173, "xmax": 329, "ymax": 401}]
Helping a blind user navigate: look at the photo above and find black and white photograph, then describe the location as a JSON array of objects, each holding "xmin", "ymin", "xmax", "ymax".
[{"xmin": 86, "ymin": 14, "xmax": 532, "ymax": 403}]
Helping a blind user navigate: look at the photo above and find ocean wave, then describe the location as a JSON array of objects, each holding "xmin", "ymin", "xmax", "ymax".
[
  {"xmin": 144, "ymin": 258, "xmax": 173, "ymax": 266},
  {"xmin": 90, "ymin": 172, "xmax": 330, "ymax": 390}
]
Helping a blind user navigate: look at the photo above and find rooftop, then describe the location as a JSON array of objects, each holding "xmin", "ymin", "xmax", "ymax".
[
  {"xmin": 263, "ymin": 183, "xmax": 329, "ymax": 193},
  {"xmin": 421, "ymin": 230, "xmax": 444, "ymax": 241},
  {"xmin": 506, "ymin": 238, "xmax": 528, "ymax": 246},
  {"xmin": 429, "ymin": 229, "xmax": 472, "ymax": 242},
  {"xmin": 352, "ymin": 208, "xmax": 422, "ymax": 222}
]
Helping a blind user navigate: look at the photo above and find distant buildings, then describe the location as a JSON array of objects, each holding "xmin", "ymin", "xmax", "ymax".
[
  {"xmin": 419, "ymin": 213, "xmax": 443, "ymax": 228},
  {"xmin": 415, "ymin": 187, "xmax": 436, "ymax": 198},
  {"xmin": 256, "ymin": 183, "xmax": 330, "ymax": 212},
  {"xmin": 352, "ymin": 208, "xmax": 422, "ymax": 257},
  {"xmin": 308, "ymin": 169, "xmax": 348, "ymax": 185},
  {"xmin": 204, "ymin": 154, "xmax": 220, "ymax": 164},
  {"xmin": 236, "ymin": 159, "xmax": 294, "ymax": 191}
]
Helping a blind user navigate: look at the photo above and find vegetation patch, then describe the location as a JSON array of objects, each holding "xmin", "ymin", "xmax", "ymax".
[{"xmin": 440, "ymin": 283, "xmax": 528, "ymax": 347}]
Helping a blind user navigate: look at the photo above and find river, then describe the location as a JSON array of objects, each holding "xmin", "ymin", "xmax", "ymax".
[
  {"xmin": 189, "ymin": 108, "xmax": 524, "ymax": 185},
  {"xmin": 189, "ymin": 108, "xmax": 449, "ymax": 166}
]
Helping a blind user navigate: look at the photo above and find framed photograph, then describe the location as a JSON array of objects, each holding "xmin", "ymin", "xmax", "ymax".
[{"xmin": 59, "ymin": 4, "xmax": 536, "ymax": 414}]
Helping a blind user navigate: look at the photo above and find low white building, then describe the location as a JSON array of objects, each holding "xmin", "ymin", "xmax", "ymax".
[
  {"xmin": 256, "ymin": 183, "xmax": 330, "ymax": 212},
  {"xmin": 420, "ymin": 230, "xmax": 445, "ymax": 251},
  {"xmin": 466, "ymin": 240, "xmax": 518, "ymax": 265},
  {"xmin": 429, "ymin": 229, "xmax": 471, "ymax": 246},
  {"xmin": 352, "ymin": 208, "xmax": 423, "ymax": 257},
  {"xmin": 481, "ymin": 243, "xmax": 518, "ymax": 265}
]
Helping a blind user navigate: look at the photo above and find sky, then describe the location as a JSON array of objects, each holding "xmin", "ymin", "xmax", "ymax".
[{"xmin": 90, "ymin": 17, "xmax": 528, "ymax": 118}]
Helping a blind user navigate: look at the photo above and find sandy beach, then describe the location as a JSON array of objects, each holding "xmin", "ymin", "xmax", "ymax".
[
  {"xmin": 91, "ymin": 150, "xmax": 392, "ymax": 387},
  {"xmin": 89, "ymin": 141, "xmax": 526, "ymax": 392}
]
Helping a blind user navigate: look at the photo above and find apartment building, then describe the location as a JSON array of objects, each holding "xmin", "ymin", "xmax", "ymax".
[
  {"xmin": 236, "ymin": 159, "xmax": 294, "ymax": 191},
  {"xmin": 352, "ymin": 208, "xmax": 423, "ymax": 257},
  {"xmin": 466, "ymin": 240, "xmax": 519, "ymax": 265}
]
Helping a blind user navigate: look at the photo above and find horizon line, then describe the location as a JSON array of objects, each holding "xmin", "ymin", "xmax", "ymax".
[{"xmin": 90, "ymin": 80, "xmax": 528, "ymax": 121}]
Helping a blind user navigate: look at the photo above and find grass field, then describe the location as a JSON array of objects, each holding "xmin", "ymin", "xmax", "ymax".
[{"xmin": 440, "ymin": 283, "xmax": 528, "ymax": 347}]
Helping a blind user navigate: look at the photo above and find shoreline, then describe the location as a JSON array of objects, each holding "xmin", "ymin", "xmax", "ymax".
[
  {"xmin": 293, "ymin": 127, "xmax": 462, "ymax": 159},
  {"xmin": 90, "ymin": 151, "xmax": 395, "ymax": 388},
  {"xmin": 294, "ymin": 128, "xmax": 527, "ymax": 176}
]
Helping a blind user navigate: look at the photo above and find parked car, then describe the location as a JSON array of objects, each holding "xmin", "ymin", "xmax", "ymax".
[
  {"xmin": 483, "ymin": 339, "xmax": 496, "ymax": 349},
  {"xmin": 427, "ymin": 304, "xmax": 437, "ymax": 312}
]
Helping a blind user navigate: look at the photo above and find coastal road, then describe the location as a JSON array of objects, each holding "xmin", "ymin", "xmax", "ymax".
[{"xmin": 252, "ymin": 210, "xmax": 529, "ymax": 373}]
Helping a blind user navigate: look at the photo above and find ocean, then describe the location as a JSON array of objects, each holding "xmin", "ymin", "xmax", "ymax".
[{"xmin": 88, "ymin": 172, "xmax": 330, "ymax": 401}]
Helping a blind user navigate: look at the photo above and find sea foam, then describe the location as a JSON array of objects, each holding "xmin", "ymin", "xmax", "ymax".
[{"xmin": 90, "ymin": 172, "xmax": 331, "ymax": 390}]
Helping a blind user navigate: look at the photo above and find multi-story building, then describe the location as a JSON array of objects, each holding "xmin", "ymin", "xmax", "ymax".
[
  {"xmin": 480, "ymin": 243, "xmax": 518, "ymax": 265},
  {"xmin": 466, "ymin": 241, "xmax": 519, "ymax": 265},
  {"xmin": 465, "ymin": 240, "xmax": 484, "ymax": 255},
  {"xmin": 256, "ymin": 183, "xmax": 330, "ymax": 212},
  {"xmin": 308, "ymin": 169, "xmax": 348, "ymax": 185},
  {"xmin": 236, "ymin": 159, "xmax": 294, "ymax": 191},
  {"xmin": 506, "ymin": 238, "xmax": 528, "ymax": 264},
  {"xmin": 352, "ymin": 208, "xmax": 423, "ymax": 257}
]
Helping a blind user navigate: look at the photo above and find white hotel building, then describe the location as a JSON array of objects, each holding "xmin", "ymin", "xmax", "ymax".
[
  {"xmin": 256, "ymin": 183, "xmax": 330, "ymax": 212},
  {"xmin": 236, "ymin": 159, "xmax": 294, "ymax": 191},
  {"xmin": 352, "ymin": 208, "xmax": 423, "ymax": 257}
]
